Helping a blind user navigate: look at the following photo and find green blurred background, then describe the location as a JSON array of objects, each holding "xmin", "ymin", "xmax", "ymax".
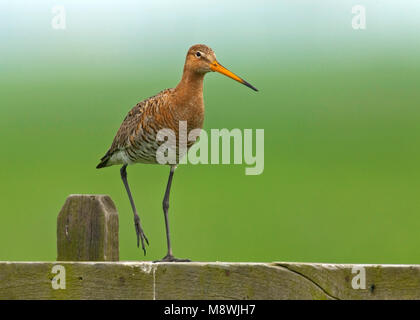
[{"xmin": 1, "ymin": 0, "xmax": 420, "ymax": 263}]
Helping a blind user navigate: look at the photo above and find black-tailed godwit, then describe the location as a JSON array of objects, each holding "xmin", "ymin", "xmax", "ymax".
[{"xmin": 97, "ymin": 44, "xmax": 257, "ymax": 262}]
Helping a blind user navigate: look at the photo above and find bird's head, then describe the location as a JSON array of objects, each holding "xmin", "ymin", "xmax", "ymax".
[{"xmin": 184, "ymin": 44, "xmax": 258, "ymax": 92}]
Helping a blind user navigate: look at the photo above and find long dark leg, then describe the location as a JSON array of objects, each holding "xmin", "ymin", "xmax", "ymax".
[
  {"xmin": 163, "ymin": 166, "xmax": 175, "ymax": 256},
  {"xmin": 120, "ymin": 164, "xmax": 149, "ymax": 255},
  {"xmin": 155, "ymin": 165, "xmax": 190, "ymax": 262}
]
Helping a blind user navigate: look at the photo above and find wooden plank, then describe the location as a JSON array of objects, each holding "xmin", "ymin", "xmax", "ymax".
[
  {"xmin": 1, "ymin": 262, "xmax": 420, "ymax": 300},
  {"xmin": 154, "ymin": 262, "xmax": 332, "ymax": 300},
  {"xmin": 57, "ymin": 194, "xmax": 119, "ymax": 261},
  {"xmin": 277, "ymin": 262, "xmax": 420, "ymax": 300},
  {"xmin": 0, "ymin": 262, "xmax": 154, "ymax": 300}
]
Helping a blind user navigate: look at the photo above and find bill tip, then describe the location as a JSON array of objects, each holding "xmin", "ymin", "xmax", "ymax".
[{"xmin": 243, "ymin": 80, "xmax": 258, "ymax": 92}]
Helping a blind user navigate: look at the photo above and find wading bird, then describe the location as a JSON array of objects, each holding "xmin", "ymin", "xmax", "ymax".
[{"xmin": 96, "ymin": 44, "xmax": 257, "ymax": 262}]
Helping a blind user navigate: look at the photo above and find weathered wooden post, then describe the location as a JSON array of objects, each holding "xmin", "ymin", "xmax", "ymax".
[{"xmin": 57, "ymin": 194, "xmax": 119, "ymax": 261}]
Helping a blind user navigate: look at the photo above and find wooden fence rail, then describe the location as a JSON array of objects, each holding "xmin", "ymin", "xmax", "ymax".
[
  {"xmin": 0, "ymin": 194, "xmax": 419, "ymax": 300},
  {"xmin": 1, "ymin": 261, "xmax": 420, "ymax": 299}
]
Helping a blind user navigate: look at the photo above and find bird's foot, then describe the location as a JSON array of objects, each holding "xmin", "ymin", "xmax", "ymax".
[
  {"xmin": 134, "ymin": 215, "xmax": 149, "ymax": 255},
  {"xmin": 153, "ymin": 254, "xmax": 191, "ymax": 263}
]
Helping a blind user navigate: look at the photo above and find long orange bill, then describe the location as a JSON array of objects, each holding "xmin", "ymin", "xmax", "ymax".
[{"xmin": 210, "ymin": 61, "xmax": 258, "ymax": 92}]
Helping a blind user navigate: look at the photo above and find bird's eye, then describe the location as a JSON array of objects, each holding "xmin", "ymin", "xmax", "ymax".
[{"xmin": 196, "ymin": 52, "xmax": 201, "ymax": 57}]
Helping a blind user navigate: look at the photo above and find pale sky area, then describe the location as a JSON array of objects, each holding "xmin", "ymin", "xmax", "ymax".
[{"xmin": 1, "ymin": 0, "xmax": 419, "ymax": 53}]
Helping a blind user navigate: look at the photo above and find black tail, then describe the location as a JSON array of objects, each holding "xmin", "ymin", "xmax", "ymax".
[{"xmin": 96, "ymin": 151, "xmax": 111, "ymax": 169}]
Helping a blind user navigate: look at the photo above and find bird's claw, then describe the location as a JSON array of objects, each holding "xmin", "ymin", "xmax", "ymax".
[
  {"xmin": 153, "ymin": 254, "xmax": 191, "ymax": 263},
  {"xmin": 134, "ymin": 215, "xmax": 149, "ymax": 255}
]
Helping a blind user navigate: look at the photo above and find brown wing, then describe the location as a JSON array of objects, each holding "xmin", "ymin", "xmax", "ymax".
[{"xmin": 96, "ymin": 89, "xmax": 173, "ymax": 168}]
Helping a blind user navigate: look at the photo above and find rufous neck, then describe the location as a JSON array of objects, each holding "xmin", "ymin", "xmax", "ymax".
[{"xmin": 175, "ymin": 68, "xmax": 205, "ymax": 102}]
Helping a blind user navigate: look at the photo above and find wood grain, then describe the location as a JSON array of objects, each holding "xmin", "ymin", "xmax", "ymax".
[
  {"xmin": 57, "ymin": 194, "xmax": 119, "ymax": 261},
  {"xmin": 277, "ymin": 262, "xmax": 420, "ymax": 300},
  {"xmin": 1, "ymin": 262, "xmax": 419, "ymax": 300}
]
